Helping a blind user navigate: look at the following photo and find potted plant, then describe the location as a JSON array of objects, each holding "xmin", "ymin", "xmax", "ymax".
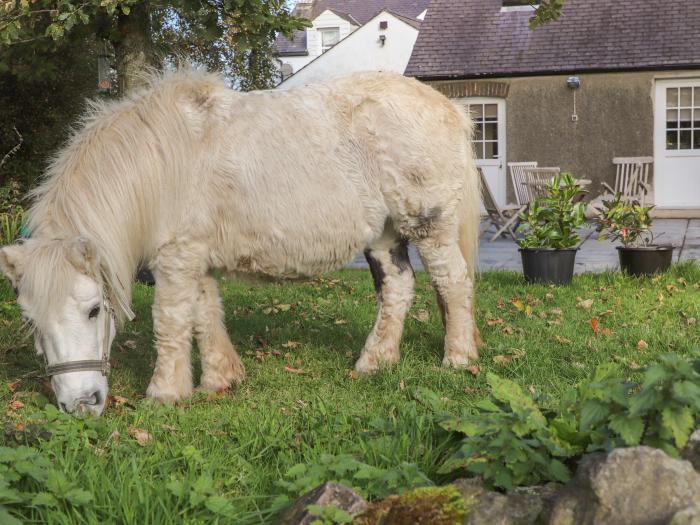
[
  {"xmin": 517, "ymin": 173, "xmax": 587, "ymax": 285},
  {"xmin": 595, "ymin": 194, "xmax": 674, "ymax": 276}
]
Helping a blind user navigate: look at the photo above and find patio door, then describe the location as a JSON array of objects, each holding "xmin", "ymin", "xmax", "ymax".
[
  {"xmin": 463, "ymin": 98, "xmax": 506, "ymax": 206},
  {"xmin": 654, "ymin": 79, "xmax": 700, "ymax": 208}
]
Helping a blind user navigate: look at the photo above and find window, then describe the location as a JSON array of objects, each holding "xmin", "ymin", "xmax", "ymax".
[
  {"xmin": 467, "ymin": 103, "xmax": 499, "ymax": 159},
  {"xmin": 319, "ymin": 28, "xmax": 340, "ymax": 53},
  {"xmin": 666, "ymin": 87, "xmax": 700, "ymax": 150},
  {"xmin": 501, "ymin": 0, "xmax": 538, "ymax": 11}
]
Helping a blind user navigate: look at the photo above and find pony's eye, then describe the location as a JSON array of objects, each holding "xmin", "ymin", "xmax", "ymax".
[{"xmin": 88, "ymin": 305, "xmax": 100, "ymax": 319}]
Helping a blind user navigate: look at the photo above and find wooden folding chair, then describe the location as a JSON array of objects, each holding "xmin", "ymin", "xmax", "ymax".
[
  {"xmin": 604, "ymin": 157, "xmax": 653, "ymax": 205},
  {"xmin": 522, "ymin": 167, "xmax": 561, "ymax": 201},
  {"xmin": 508, "ymin": 161, "xmax": 538, "ymax": 206},
  {"xmin": 478, "ymin": 167, "xmax": 521, "ymax": 242}
]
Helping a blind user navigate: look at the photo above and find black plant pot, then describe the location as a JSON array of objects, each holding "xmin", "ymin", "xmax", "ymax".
[
  {"xmin": 617, "ymin": 245, "xmax": 674, "ymax": 277},
  {"xmin": 519, "ymin": 248, "xmax": 578, "ymax": 285}
]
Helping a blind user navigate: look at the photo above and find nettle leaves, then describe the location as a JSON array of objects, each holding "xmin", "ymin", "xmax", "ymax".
[{"xmin": 438, "ymin": 352, "xmax": 700, "ymax": 490}]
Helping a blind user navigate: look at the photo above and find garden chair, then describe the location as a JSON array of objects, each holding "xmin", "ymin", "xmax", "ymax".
[
  {"xmin": 522, "ymin": 167, "xmax": 561, "ymax": 200},
  {"xmin": 479, "ymin": 167, "xmax": 521, "ymax": 242},
  {"xmin": 508, "ymin": 161, "xmax": 538, "ymax": 206},
  {"xmin": 603, "ymin": 157, "xmax": 653, "ymax": 205}
]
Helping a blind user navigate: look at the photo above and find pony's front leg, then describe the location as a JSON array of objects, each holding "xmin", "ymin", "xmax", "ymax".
[
  {"xmin": 194, "ymin": 274, "xmax": 245, "ymax": 391},
  {"xmin": 147, "ymin": 241, "xmax": 205, "ymax": 403}
]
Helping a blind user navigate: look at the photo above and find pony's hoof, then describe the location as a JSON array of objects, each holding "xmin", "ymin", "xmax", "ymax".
[
  {"xmin": 354, "ymin": 349, "xmax": 399, "ymax": 375},
  {"xmin": 199, "ymin": 369, "xmax": 244, "ymax": 392},
  {"xmin": 442, "ymin": 353, "xmax": 477, "ymax": 368},
  {"xmin": 146, "ymin": 382, "xmax": 191, "ymax": 404}
]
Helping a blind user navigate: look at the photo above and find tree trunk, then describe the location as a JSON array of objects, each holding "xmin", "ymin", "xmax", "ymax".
[{"xmin": 113, "ymin": 2, "xmax": 156, "ymax": 96}]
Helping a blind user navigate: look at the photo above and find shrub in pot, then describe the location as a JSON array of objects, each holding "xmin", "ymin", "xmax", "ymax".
[
  {"xmin": 517, "ymin": 173, "xmax": 586, "ymax": 285},
  {"xmin": 595, "ymin": 194, "xmax": 673, "ymax": 276}
]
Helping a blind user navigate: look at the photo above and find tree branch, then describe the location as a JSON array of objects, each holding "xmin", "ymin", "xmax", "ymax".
[{"xmin": 0, "ymin": 126, "xmax": 23, "ymax": 172}]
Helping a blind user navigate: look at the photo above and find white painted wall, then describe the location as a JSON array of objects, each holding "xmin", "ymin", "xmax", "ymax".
[
  {"xmin": 280, "ymin": 10, "xmax": 358, "ymax": 75},
  {"xmin": 278, "ymin": 10, "xmax": 420, "ymax": 90}
]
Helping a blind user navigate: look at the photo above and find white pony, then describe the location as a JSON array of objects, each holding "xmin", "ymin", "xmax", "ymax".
[{"xmin": 0, "ymin": 70, "xmax": 481, "ymax": 416}]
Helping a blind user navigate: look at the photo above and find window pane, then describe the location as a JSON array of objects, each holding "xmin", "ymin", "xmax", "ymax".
[
  {"xmin": 680, "ymin": 108, "xmax": 692, "ymax": 128},
  {"xmin": 485, "ymin": 141, "xmax": 498, "ymax": 159},
  {"xmin": 321, "ymin": 28, "xmax": 340, "ymax": 48},
  {"xmin": 667, "ymin": 109, "xmax": 678, "ymax": 128},
  {"xmin": 484, "ymin": 122, "xmax": 498, "ymax": 140},
  {"xmin": 695, "ymin": 87, "xmax": 700, "ymax": 107},
  {"xmin": 667, "ymin": 130, "xmax": 678, "ymax": 150},
  {"xmin": 694, "ymin": 109, "xmax": 700, "ymax": 129},
  {"xmin": 474, "ymin": 123, "xmax": 483, "ymax": 141},
  {"xmin": 694, "ymin": 131, "xmax": 700, "ymax": 150},
  {"xmin": 667, "ymin": 88, "xmax": 679, "ymax": 107},
  {"xmin": 469, "ymin": 104, "xmax": 484, "ymax": 121},
  {"xmin": 680, "ymin": 130, "xmax": 692, "ymax": 149},
  {"xmin": 680, "ymin": 87, "xmax": 692, "ymax": 107},
  {"xmin": 484, "ymin": 104, "xmax": 498, "ymax": 121},
  {"xmin": 475, "ymin": 143, "xmax": 484, "ymax": 159}
]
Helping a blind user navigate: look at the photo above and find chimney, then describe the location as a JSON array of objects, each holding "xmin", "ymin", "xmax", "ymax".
[{"xmin": 294, "ymin": 0, "xmax": 314, "ymax": 19}]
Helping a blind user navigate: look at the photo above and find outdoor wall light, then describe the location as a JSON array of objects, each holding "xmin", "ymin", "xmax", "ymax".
[
  {"xmin": 567, "ymin": 76, "xmax": 581, "ymax": 89},
  {"xmin": 379, "ymin": 35, "xmax": 387, "ymax": 46}
]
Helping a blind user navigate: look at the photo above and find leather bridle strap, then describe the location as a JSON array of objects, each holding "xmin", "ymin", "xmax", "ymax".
[{"xmin": 44, "ymin": 298, "xmax": 114, "ymax": 377}]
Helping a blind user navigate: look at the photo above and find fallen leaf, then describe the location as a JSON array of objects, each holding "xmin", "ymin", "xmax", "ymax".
[
  {"xmin": 590, "ymin": 317, "xmax": 600, "ymax": 335},
  {"xmin": 8, "ymin": 380, "xmax": 21, "ymax": 392},
  {"xmin": 545, "ymin": 292, "xmax": 555, "ymax": 301},
  {"xmin": 550, "ymin": 308, "xmax": 564, "ymax": 316},
  {"xmin": 524, "ymin": 305, "xmax": 533, "ymax": 317},
  {"xmin": 577, "ymin": 299, "xmax": 594, "ymax": 309},
  {"xmin": 334, "ymin": 319, "xmax": 348, "ymax": 325},
  {"xmin": 348, "ymin": 370, "xmax": 361, "ymax": 380},
  {"xmin": 686, "ymin": 317, "xmax": 697, "ymax": 326},
  {"xmin": 493, "ymin": 355, "xmax": 513, "ymax": 365},
  {"xmin": 128, "ymin": 426, "xmax": 152, "ymax": 446},
  {"xmin": 502, "ymin": 325, "xmax": 514, "ymax": 335},
  {"xmin": 282, "ymin": 341, "xmax": 301, "ymax": 349},
  {"xmin": 283, "ymin": 365, "xmax": 307, "ymax": 375},
  {"xmin": 486, "ymin": 318, "xmax": 504, "ymax": 326},
  {"xmin": 277, "ymin": 304, "xmax": 292, "ymax": 312},
  {"xmin": 8, "ymin": 399, "xmax": 24, "ymax": 411},
  {"xmin": 413, "ymin": 309, "xmax": 430, "ymax": 323},
  {"xmin": 628, "ymin": 361, "xmax": 642, "ymax": 370},
  {"xmin": 510, "ymin": 299, "xmax": 524, "ymax": 311},
  {"xmin": 109, "ymin": 429, "xmax": 120, "ymax": 443},
  {"xmin": 637, "ymin": 339, "xmax": 649, "ymax": 350},
  {"xmin": 162, "ymin": 424, "xmax": 177, "ymax": 434},
  {"xmin": 601, "ymin": 328, "xmax": 613, "ymax": 337},
  {"xmin": 399, "ymin": 380, "xmax": 405, "ymax": 390},
  {"xmin": 466, "ymin": 364, "xmax": 480, "ymax": 376},
  {"xmin": 108, "ymin": 395, "xmax": 131, "ymax": 408},
  {"xmin": 123, "ymin": 340, "xmax": 137, "ymax": 349},
  {"xmin": 554, "ymin": 335, "xmax": 572, "ymax": 344}
]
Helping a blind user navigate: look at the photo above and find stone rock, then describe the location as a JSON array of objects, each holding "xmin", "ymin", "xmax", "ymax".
[
  {"xmin": 277, "ymin": 482, "xmax": 367, "ymax": 525},
  {"xmin": 353, "ymin": 485, "xmax": 466, "ymax": 525},
  {"xmin": 452, "ymin": 478, "xmax": 560, "ymax": 525},
  {"xmin": 669, "ymin": 506, "xmax": 700, "ymax": 525},
  {"xmin": 680, "ymin": 429, "xmax": 700, "ymax": 472},
  {"xmin": 548, "ymin": 446, "xmax": 700, "ymax": 525}
]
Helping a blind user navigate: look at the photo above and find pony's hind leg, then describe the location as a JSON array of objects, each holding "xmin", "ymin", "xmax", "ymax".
[
  {"xmin": 415, "ymin": 235, "xmax": 478, "ymax": 367},
  {"xmin": 194, "ymin": 274, "xmax": 245, "ymax": 391},
  {"xmin": 355, "ymin": 232, "xmax": 415, "ymax": 374},
  {"xmin": 146, "ymin": 240, "xmax": 204, "ymax": 403}
]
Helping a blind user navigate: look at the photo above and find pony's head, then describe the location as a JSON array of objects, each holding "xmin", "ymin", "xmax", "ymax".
[{"xmin": 0, "ymin": 237, "xmax": 114, "ymax": 416}]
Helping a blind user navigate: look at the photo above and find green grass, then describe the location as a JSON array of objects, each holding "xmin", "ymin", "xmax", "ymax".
[{"xmin": 1, "ymin": 263, "xmax": 699, "ymax": 524}]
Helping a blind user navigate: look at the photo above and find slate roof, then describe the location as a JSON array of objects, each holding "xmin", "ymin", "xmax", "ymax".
[
  {"xmin": 405, "ymin": 0, "xmax": 700, "ymax": 79},
  {"xmin": 275, "ymin": 0, "xmax": 429, "ymax": 55}
]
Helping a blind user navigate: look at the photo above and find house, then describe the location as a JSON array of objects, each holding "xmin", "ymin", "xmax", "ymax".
[
  {"xmin": 405, "ymin": 0, "xmax": 700, "ymax": 215},
  {"xmin": 275, "ymin": 0, "xmax": 428, "ymax": 89}
]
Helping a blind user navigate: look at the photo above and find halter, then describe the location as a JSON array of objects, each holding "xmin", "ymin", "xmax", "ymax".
[{"xmin": 44, "ymin": 297, "xmax": 115, "ymax": 377}]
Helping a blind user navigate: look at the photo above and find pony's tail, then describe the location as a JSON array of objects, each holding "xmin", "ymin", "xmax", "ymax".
[{"xmin": 456, "ymin": 112, "xmax": 481, "ymax": 281}]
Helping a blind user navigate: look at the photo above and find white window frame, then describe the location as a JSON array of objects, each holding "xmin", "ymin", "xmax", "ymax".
[
  {"xmin": 664, "ymin": 85, "xmax": 700, "ymax": 153},
  {"xmin": 319, "ymin": 27, "xmax": 340, "ymax": 53}
]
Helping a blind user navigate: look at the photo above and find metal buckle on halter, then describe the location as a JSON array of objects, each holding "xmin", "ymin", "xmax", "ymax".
[{"xmin": 43, "ymin": 297, "xmax": 114, "ymax": 378}]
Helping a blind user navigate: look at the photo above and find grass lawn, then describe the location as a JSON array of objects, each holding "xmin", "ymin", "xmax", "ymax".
[{"xmin": 1, "ymin": 263, "xmax": 699, "ymax": 524}]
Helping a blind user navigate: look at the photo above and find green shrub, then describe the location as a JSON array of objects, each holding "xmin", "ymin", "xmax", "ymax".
[
  {"xmin": 517, "ymin": 172, "xmax": 587, "ymax": 249},
  {"xmin": 595, "ymin": 193, "xmax": 656, "ymax": 247}
]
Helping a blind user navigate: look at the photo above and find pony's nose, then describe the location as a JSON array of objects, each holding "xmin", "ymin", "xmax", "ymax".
[{"xmin": 77, "ymin": 391, "xmax": 100, "ymax": 406}]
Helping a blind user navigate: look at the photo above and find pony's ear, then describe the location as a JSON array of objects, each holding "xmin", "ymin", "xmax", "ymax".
[
  {"xmin": 67, "ymin": 237, "xmax": 100, "ymax": 277},
  {"xmin": 0, "ymin": 242, "xmax": 31, "ymax": 290}
]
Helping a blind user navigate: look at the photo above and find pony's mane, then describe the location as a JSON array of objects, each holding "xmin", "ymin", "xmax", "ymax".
[{"xmin": 25, "ymin": 67, "xmax": 226, "ymax": 323}]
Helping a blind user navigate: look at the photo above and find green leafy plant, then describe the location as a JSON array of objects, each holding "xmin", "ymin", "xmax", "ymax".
[
  {"xmin": 595, "ymin": 194, "xmax": 656, "ymax": 247},
  {"xmin": 307, "ymin": 503, "xmax": 353, "ymax": 525},
  {"xmin": 437, "ymin": 373, "xmax": 579, "ymax": 490},
  {"xmin": 517, "ymin": 172, "xmax": 587, "ymax": 249},
  {"xmin": 276, "ymin": 454, "xmax": 432, "ymax": 504}
]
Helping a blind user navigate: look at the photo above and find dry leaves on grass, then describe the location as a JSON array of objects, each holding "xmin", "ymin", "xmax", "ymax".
[
  {"xmin": 589, "ymin": 317, "xmax": 600, "ymax": 335},
  {"xmin": 281, "ymin": 341, "xmax": 301, "ymax": 349},
  {"xmin": 577, "ymin": 298, "xmax": 594, "ymax": 309},
  {"xmin": 283, "ymin": 365, "xmax": 307, "ymax": 375},
  {"xmin": 466, "ymin": 364, "xmax": 480, "ymax": 376},
  {"xmin": 637, "ymin": 339, "xmax": 649, "ymax": 350},
  {"xmin": 412, "ymin": 309, "xmax": 430, "ymax": 323},
  {"xmin": 128, "ymin": 426, "xmax": 153, "ymax": 446},
  {"xmin": 8, "ymin": 399, "xmax": 24, "ymax": 411}
]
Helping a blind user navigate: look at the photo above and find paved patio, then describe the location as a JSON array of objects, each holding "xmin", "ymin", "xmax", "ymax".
[{"xmin": 348, "ymin": 219, "xmax": 700, "ymax": 273}]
